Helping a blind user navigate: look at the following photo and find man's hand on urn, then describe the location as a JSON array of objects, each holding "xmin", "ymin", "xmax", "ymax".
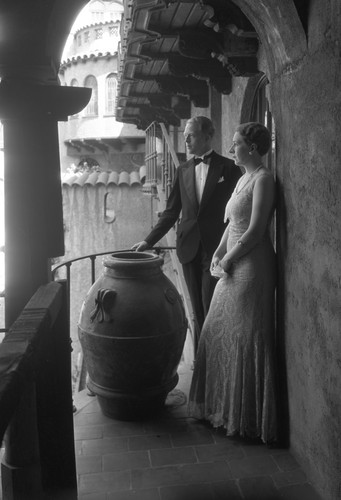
[{"xmin": 131, "ymin": 241, "xmax": 149, "ymax": 252}]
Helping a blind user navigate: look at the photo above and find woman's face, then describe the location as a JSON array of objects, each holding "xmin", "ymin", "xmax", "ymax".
[{"xmin": 229, "ymin": 132, "xmax": 250, "ymax": 167}]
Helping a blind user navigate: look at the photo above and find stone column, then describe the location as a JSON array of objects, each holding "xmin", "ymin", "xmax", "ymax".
[{"xmin": 0, "ymin": 79, "xmax": 90, "ymax": 328}]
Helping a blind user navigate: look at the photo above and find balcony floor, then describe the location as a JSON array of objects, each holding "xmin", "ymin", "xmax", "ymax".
[{"xmin": 73, "ymin": 362, "xmax": 322, "ymax": 500}]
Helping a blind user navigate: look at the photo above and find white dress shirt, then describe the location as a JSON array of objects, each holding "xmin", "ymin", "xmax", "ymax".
[{"xmin": 195, "ymin": 149, "xmax": 213, "ymax": 202}]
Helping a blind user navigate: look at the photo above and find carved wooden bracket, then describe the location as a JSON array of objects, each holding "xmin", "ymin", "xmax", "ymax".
[
  {"xmin": 167, "ymin": 54, "xmax": 232, "ymax": 94},
  {"xmin": 147, "ymin": 94, "xmax": 191, "ymax": 119},
  {"xmin": 116, "ymin": 0, "xmax": 261, "ymax": 126},
  {"xmin": 178, "ymin": 30, "xmax": 224, "ymax": 59},
  {"xmin": 155, "ymin": 76, "xmax": 209, "ymax": 108}
]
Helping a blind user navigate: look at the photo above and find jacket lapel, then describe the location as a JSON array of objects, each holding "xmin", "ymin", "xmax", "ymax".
[
  {"xmin": 183, "ymin": 159, "xmax": 199, "ymax": 210},
  {"xmin": 199, "ymin": 153, "xmax": 224, "ymax": 212}
]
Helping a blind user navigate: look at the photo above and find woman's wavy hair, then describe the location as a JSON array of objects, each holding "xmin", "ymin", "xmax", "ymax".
[{"xmin": 236, "ymin": 122, "xmax": 271, "ymax": 156}]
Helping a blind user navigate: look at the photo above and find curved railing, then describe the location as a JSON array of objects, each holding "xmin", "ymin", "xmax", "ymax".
[
  {"xmin": 51, "ymin": 247, "xmax": 176, "ymax": 305},
  {"xmin": 51, "ymin": 246, "xmax": 182, "ymax": 391}
]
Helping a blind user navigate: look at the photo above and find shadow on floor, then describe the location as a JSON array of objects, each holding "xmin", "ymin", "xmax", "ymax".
[{"xmin": 73, "ymin": 362, "xmax": 322, "ymax": 500}]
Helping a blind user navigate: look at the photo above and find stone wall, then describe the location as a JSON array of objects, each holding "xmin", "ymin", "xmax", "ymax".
[
  {"xmin": 182, "ymin": 2, "xmax": 341, "ymax": 498},
  {"xmin": 271, "ymin": 38, "xmax": 341, "ymax": 500},
  {"xmin": 218, "ymin": 2, "xmax": 341, "ymax": 499}
]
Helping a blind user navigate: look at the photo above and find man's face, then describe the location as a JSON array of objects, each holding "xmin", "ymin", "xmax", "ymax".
[{"xmin": 184, "ymin": 122, "xmax": 212, "ymax": 157}]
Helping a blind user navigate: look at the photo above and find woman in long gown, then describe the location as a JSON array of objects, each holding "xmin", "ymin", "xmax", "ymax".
[{"xmin": 188, "ymin": 122, "xmax": 277, "ymax": 444}]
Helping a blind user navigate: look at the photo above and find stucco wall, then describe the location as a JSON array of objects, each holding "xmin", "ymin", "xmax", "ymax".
[
  {"xmin": 271, "ymin": 40, "xmax": 341, "ymax": 499},
  {"xmin": 221, "ymin": 78, "xmax": 249, "ymax": 158},
  {"xmin": 187, "ymin": 3, "xmax": 341, "ymax": 498}
]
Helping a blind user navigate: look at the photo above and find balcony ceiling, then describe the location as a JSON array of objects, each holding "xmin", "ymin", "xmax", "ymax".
[{"xmin": 116, "ymin": 0, "xmax": 259, "ymax": 129}]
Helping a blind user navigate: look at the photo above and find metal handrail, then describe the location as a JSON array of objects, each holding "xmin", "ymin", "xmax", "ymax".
[{"xmin": 51, "ymin": 247, "xmax": 176, "ymax": 281}]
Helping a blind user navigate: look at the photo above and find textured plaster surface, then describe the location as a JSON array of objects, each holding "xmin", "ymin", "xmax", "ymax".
[
  {"xmin": 271, "ymin": 37, "xmax": 341, "ymax": 500},
  {"xmin": 218, "ymin": 2, "xmax": 341, "ymax": 498}
]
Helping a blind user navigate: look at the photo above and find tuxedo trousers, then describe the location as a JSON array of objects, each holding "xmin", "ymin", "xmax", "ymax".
[{"xmin": 182, "ymin": 244, "xmax": 218, "ymax": 355}]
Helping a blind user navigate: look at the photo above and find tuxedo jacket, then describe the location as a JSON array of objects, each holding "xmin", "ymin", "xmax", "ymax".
[{"xmin": 145, "ymin": 151, "xmax": 242, "ymax": 264}]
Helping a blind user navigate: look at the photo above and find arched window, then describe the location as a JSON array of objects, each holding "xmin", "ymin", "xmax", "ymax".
[
  {"xmin": 84, "ymin": 75, "xmax": 98, "ymax": 116},
  {"xmin": 69, "ymin": 79, "xmax": 79, "ymax": 118},
  {"xmin": 77, "ymin": 157, "xmax": 100, "ymax": 172},
  {"xmin": 250, "ymin": 75, "xmax": 275, "ymax": 173},
  {"xmin": 250, "ymin": 74, "xmax": 277, "ymax": 247},
  {"xmin": 105, "ymin": 74, "xmax": 117, "ymax": 115}
]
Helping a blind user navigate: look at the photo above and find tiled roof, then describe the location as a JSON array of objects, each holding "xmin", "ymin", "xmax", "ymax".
[
  {"xmin": 60, "ymin": 51, "xmax": 117, "ymax": 68},
  {"xmin": 61, "ymin": 166, "xmax": 146, "ymax": 187},
  {"xmin": 73, "ymin": 20, "xmax": 121, "ymax": 35}
]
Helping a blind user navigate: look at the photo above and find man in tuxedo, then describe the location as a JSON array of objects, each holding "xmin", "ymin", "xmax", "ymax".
[{"xmin": 132, "ymin": 116, "xmax": 241, "ymax": 353}]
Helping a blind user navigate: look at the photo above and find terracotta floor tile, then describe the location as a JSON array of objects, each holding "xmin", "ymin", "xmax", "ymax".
[
  {"xmin": 241, "ymin": 441, "xmax": 276, "ymax": 457},
  {"xmin": 81, "ymin": 437, "xmax": 128, "ymax": 456},
  {"xmin": 132, "ymin": 461, "xmax": 231, "ymax": 490},
  {"xmin": 160, "ymin": 479, "xmax": 243, "ymax": 500},
  {"xmin": 78, "ymin": 493, "xmax": 106, "ymax": 500},
  {"xmin": 178, "ymin": 461, "xmax": 232, "ymax": 483},
  {"xmin": 211, "ymin": 480, "xmax": 243, "ymax": 499},
  {"xmin": 160, "ymin": 483, "xmax": 216, "ymax": 500},
  {"xmin": 271, "ymin": 451, "xmax": 301, "ymax": 471},
  {"xmin": 229, "ymin": 454, "xmax": 280, "ymax": 478},
  {"xmin": 76, "ymin": 454, "xmax": 102, "ymax": 475},
  {"xmin": 150, "ymin": 446, "xmax": 197, "ymax": 466},
  {"xmin": 103, "ymin": 450, "xmax": 151, "ymax": 471},
  {"xmin": 102, "ymin": 421, "xmax": 146, "ymax": 438},
  {"xmin": 131, "ymin": 464, "xmax": 182, "ymax": 489},
  {"xmin": 239, "ymin": 476, "xmax": 282, "ymax": 499},
  {"xmin": 279, "ymin": 482, "xmax": 323, "ymax": 500},
  {"xmin": 75, "ymin": 425, "xmax": 103, "ymax": 441},
  {"xmin": 78, "ymin": 470, "xmax": 131, "ymax": 495},
  {"xmin": 128, "ymin": 433, "xmax": 172, "ymax": 451},
  {"xmin": 272, "ymin": 468, "xmax": 307, "ymax": 488},
  {"xmin": 75, "ymin": 411, "xmax": 113, "ymax": 427},
  {"xmin": 143, "ymin": 418, "xmax": 190, "ymax": 435},
  {"xmin": 170, "ymin": 428, "xmax": 215, "ymax": 447},
  {"xmin": 195, "ymin": 441, "xmax": 245, "ymax": 462},
  {"xmin": 107, "ymin": 488, "xmax": 161, "ymax": 500}
]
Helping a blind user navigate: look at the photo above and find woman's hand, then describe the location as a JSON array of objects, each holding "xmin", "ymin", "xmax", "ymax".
[
  {"xmin": 210, "ymin": 255, "xmax": 225, "ymax": 279},
  {"xmin": 220, "ymin": 257, "xmax": 233, "ymax": 274},
  {"xmin": 210, "ymin": 255, "xmax": 220, "ymax": 272}
]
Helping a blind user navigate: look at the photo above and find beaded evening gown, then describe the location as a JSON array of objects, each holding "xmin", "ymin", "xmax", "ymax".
[{"xmin": 188, "ymin": 167, "xmax": 277, "ymax": 443}]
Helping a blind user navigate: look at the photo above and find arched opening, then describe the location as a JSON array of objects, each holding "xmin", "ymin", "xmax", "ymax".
[
  {"xmin": 105, "ymin": 73, "xmax": 117, "ymax": 115},
  {"xmin": 84, "ymin": 75, "xmax": 98, "ymax": 115},
  {"xmin": 250, "ymin": 74, "xmax": 275, "ymax": 174}
]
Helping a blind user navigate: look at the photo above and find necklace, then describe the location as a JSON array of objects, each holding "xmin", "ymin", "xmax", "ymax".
[{"xmin": 235, "ymin": 164, "xmax": 263, "ymax": 194}]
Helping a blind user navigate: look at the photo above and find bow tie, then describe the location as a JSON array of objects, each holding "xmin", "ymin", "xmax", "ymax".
[{"xmin": 193, "ymin": 152, "xmax": 213, "ymax": 165}]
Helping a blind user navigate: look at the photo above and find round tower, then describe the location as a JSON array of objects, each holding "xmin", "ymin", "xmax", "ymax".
[{"xmin": 58, "ymin": 0, "xmax": 145, "ymax": 175}]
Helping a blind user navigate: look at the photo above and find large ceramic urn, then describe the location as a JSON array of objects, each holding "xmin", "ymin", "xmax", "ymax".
[{"xmin": 78, "ymin": 251, "xmax": 188, "ymax": 420}]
